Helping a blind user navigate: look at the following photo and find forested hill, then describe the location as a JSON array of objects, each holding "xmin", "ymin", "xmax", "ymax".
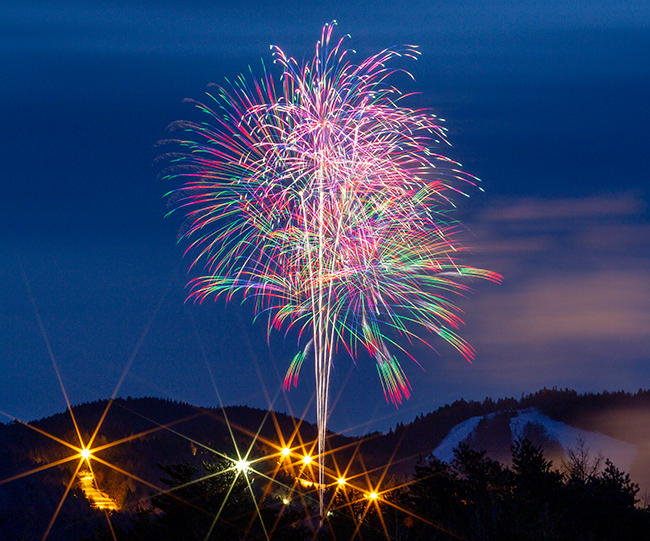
[
  {"xmin": 3, "ymin": 388, "xmax": 650, "ymax": 481},
  {"xmin": 0, "ymin": 397, "xmax": 342, "ymax": 497},
  {"xmin": 2, "ymin": 390, "xmax": 650, "ymax": 540},
  {"xmin": 377, "ymin": 387, "xmax": 650, "ymax": 459},
  {"xmin": 3, "ymin": 388, "xmax": 650, "ymax": 473},
  {"xmin": 0, "ymin": 397, "xmax": 357, "ymax": 541}
]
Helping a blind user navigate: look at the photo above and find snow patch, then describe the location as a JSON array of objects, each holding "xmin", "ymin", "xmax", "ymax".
[
  {"xmin": 431, "ymin": 408, "xmax": 637, "ymax": 474},
  {"xmin": 431, "ymin": 412, "xmax": 499, "ymax": 464},
  {"xmin": 511, "ymin": 408, "xmax": 636, "ymax": 473}
]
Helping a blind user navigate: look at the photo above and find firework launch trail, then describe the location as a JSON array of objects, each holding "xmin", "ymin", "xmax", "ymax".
[{"xmin": 162, "ymin": 22, "xmax": 499, "ymax": 515}]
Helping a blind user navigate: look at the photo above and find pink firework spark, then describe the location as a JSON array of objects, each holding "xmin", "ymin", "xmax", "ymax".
[{"xmin": 161, "ymin": 22, "xmax": 500, "ymax": 515}]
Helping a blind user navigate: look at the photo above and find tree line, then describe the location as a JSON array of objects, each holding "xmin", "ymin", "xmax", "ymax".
[{"xmin": 83, "ymin": 437, "xmax": 650, "ymax": 541}]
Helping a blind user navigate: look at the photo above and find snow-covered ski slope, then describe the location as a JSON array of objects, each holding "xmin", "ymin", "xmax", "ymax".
[{"xmin": 432, "ymin": 408, "xmax": 636, "ymax": 473}]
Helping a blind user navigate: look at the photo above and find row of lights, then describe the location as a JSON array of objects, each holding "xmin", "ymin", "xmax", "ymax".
[
  {"xmin": 83, "ymin": 443, "xmax": 379, "ymax": 498},
  {"xmin": 233, "ymin": 447, "xmax": 380, "ymax": 501},
  {"xmin": 80, "ymin": 441, "xmax": 381, "ymax": 509}
]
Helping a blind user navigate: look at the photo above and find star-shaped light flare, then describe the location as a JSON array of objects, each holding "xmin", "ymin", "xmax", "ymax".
[{"xmin": 3, "ymin": 267, "xmax": 454, "ymax": 541}]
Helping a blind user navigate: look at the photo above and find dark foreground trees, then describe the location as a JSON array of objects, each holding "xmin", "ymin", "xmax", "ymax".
[
  {"xmin": 405, "ymin": 438, "xmax": 650, "ymax": 541},
  {"xmin": 84, "ymin": 457, "xmax": 310, "ymax": 541},
  {"xmin": 86, "ymin": 439, "xmax": 650, "ymax": 540}
]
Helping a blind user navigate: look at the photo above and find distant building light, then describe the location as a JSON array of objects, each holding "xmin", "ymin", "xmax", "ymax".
[{"xmin": 78, "ymin": 470, "xmax": 118, "ymax": 511}]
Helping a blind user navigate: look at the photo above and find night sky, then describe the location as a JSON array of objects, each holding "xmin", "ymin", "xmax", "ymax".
[{"xmin": 2, "ymin": 0, "xmax": 649, "ymax": 435}]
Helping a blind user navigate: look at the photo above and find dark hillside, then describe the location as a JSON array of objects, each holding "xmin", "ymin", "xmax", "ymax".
[
  {"xmin": 3, "ymin": 389, "xmax": 650, "ymax": 539},
  {"xmin": 0, "ymin": 398, "xmax": 355, "ymax": 540},
  {"xmin": 367, "ymin": 388, "xmax": 650, "ymax": 479}
]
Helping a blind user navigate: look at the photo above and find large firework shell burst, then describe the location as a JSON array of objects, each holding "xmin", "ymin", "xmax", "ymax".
[{"xmin": 161, "ymin": 22, "xmax": 500, "ymax": 513}]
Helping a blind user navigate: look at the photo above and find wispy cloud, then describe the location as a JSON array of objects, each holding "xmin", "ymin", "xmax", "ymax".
[
  {"xmin": 441, "ymin": 191, "xmax": 649, "ymax": 400},
  {"xmin": 481, "ymin": 193, "xmax": 645, "ymax": 223},
  {"xmin": 476, "ymin": 271, "xmax": 650, "ymax": 346}
]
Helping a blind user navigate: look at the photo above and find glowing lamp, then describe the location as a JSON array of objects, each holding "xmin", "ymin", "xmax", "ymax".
[
  {"xmin": 281, "ymin": 448, "xmax": 291, "ymax": 457},
  {"xmin": 302, "ymin": 455, "xmax": 312, "ymax": 465},
  {"xmin": 80, "ymin": 449, "xmax": 92, "ymax": 460},
  {"xmin": 337, "ymin": 478, "xmax": 346, "ymax": 485},
  {"xmin": 369, "ymin": 492, "xmax": 378, "ymax": 500}
]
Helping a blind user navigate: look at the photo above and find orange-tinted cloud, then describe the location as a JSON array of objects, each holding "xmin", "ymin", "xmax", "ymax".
[{"xmin": 476, "ymin": 271, "xmax": 650, "ymax": 346}]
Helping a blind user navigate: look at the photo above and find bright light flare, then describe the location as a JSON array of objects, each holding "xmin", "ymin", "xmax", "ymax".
[
  {"xmin": 80, "ymin": 448, "xmax": 91, "ymax": 460},
  {"xmin": 234, "ymin": 459, "xmax": 251, "ymax": 472},
  {"xmin": 368, "ymin": 491, "xmax": 379, "ymax": 500},
  {"xmin": 281, "ymin": 447, "xmax": 291, "ymax": 457},
  {"xmin": 337, "ymin": 477, "xmax": 346, "ymax": 485},
  {"xmin": 302, "ymin": 455, "xmax": 312, "ymax": 465}
]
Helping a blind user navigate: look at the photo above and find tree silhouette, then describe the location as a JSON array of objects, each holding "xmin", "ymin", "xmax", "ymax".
[{"xmin": 116, "ymin": 459, "xmax": 309, "ymax": 541}]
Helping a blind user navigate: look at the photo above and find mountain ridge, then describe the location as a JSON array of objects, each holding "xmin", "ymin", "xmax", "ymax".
[{"xmin": 3, "ymin": 388, "xmax": 650, "ymax": 539}]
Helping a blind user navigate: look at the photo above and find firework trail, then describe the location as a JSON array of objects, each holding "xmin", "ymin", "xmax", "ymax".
[{"xmin": 161, "ymin": 22, "xmax": 500, "ymax": 515}]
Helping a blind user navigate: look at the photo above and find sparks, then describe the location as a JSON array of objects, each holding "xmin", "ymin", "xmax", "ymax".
[{"xmin": 162, "ymin": 21, "xmax": 500, "ymax": 515}]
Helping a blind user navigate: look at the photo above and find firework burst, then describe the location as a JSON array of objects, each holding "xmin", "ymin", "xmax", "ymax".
[{"xmin": 161, "ymin": 22, "xmax": 500, "ymax": 514}]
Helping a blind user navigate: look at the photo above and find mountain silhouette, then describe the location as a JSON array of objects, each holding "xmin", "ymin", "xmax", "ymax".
[{"xmin": 2, "ymin": 388, "xmax": 650, "ymax": 539}]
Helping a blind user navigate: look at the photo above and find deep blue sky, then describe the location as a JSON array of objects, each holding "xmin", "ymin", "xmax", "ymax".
[{"xmin": 1, "ymin": 0, "xmax": 649, "ymax": 435}]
